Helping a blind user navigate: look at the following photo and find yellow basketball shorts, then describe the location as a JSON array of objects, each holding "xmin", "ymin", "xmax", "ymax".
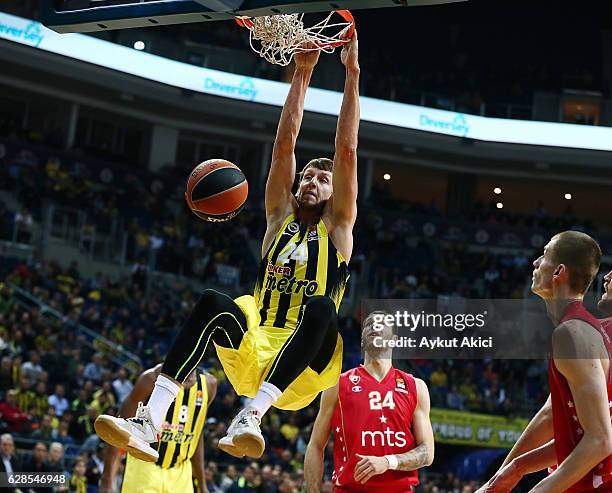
[
  {"xmin": 214, "ymin": 295, "xmax": 343, "ymax": 411},
  {"xmin": 121, "ymin": 454, "xmax": 193, "ymax": 493}
]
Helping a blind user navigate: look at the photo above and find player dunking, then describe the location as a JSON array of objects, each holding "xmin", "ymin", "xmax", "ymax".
[
  {"xmin": 304, "ymin": 312, "xmax": 434, "ymax": 492},
  {"xmin": 95, "ymin": 34, "xmax": 360, "ymax": 461},
  {"xmin": 478, "ymin": 232, "xmax": 612, "ymax": 493}
]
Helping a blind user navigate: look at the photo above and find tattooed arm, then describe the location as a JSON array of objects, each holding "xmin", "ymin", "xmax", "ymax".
[
  {"xmin": 396, "ymin": 379, "xmax": 434, "ymax": 470},
  {"xmin": 394, "ymin": 443, "xmax": 432, "ymax": 471},
  {"xmin": 354, "ymin": 379, "xmax": 434, "ymax": 483}
]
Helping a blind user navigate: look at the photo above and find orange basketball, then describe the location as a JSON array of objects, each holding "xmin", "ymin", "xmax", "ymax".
[{"xmin": 185, "ymin": 159, "xmax": 248, "ymax": 222}]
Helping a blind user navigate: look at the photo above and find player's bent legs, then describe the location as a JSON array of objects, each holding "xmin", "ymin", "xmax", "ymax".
[
  {"xmin": 268, "ymin": 298, "xmax": 342, "ymax": 410},
  {"xmin": 309, "ymin": 304, "xmax": 340, "ymax": 374},
  {"xmin": 121, "ymin": 454, "xmax": 193, "ymax": 493},
  {"xmin": 145, "ymin": 289, "xmax": 247, "ymax": 439},
  {"xmin": 265, "ymin": 295, "xmax": 339, "ymax": 391},
  {"xmin": 162, "ymin": 288, "xmax": 248, "ymax": 383},
  {"xmin": 94, "ymin": 289, "xmax": 247, "ymax": 463},
  {"xmin": 216, "ymin": 296, "xmax": 343, "ymax": 457}
]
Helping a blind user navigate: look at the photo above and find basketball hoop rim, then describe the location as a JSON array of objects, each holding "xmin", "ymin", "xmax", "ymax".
[
  {"xmin": 327, "ymin": 10, "xmax": 356, "ymax": 48},
  {"xmin": 235, "ymin": 9, "xmax": 355, "ymax": 48}
]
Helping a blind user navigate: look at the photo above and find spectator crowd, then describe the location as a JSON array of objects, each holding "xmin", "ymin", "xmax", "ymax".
[
  {"xmin": 1, "ymin": 129, "xmax": 607, "ymax": 490},
  {"xmin": 0, "ymin": 246, "xmax": 553, "ymax": 491},
  {"xmin": 0, "ymin": 15, "xmax": 608, "ymax": 484}
]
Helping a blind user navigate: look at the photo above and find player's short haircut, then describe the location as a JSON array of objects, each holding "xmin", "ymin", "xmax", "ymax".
[
  {"xmin": 551, "ymin": 231, "xmax": 602, "ymax": 293},
  {"xmin": 298, "ymin": 158, "xmax": 333, "ymax": 182},
  {"xmin": 364, "ymin": 310, "xmax": 397, "ymax": 335}
]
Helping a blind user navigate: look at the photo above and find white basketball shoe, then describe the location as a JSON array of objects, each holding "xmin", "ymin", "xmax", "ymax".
[
  {"xmin": 94, "ymin": 402, "xmax": 160, "ymax": 462},
  {"xmin": 218, "ymin": 407, "xmax": 265, "ymax": 459}
]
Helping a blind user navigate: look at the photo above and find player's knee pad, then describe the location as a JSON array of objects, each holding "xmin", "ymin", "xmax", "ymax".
[
  {"xmin": 303, "ymin": 296, "xmax": 336, "ymax": 329},
  {"xmin": 195, "ymin": 288, "xmax": 226, "ymax": 312},
  {"xmin": 306, "ymin": 295, "xmax": 336, "ymax": 312},
  {"xmin": 189, "ymin": 289, "xmax": 231, "ymax": 331}
]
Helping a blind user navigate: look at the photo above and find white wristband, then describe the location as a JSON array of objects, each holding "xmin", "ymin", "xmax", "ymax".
[{"xmin": 385, "ymin": 454, "xmax": 399, "ymax": 470}]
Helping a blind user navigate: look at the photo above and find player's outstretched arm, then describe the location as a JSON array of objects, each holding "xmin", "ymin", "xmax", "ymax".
[
  {"xmin": 476, "ymin": 396, "xmax": 554, "ymax": 493},
  {"xmin": 500, "ymin": 395, "xmax": 553, "ymax": 468},
  {"xmin": 305, "ymin": 384, "xmax": 339, "ymax": 493},
  {"xmin": 529, "ymin": 321, "xmax": 612, "ymax": 493},
  {"xmin": 99, "ymin": 366, "xmax": 159, "ymax": 493},
  {"xmin": 354, "ymin": 378, "xmax": 434, "ymax": 484},
  {"xmin": 265, "ymin": 49, "xmax": 320, "ymax": 224},
  {"xmin": 486, "ymin": 440, "xmax": 557, "ymax": 493},
  {"xmin": 330, "ymin": 32, "xmax": 359, "ymax": 239},
  {"xmin": 191, "ymin": 373, "xmax": 217, "ymax": 493}
]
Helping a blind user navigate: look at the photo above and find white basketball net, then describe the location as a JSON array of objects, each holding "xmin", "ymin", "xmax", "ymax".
[{"xmin": 238, "ymin": 12, "xmax": 353, "ymax": 66}]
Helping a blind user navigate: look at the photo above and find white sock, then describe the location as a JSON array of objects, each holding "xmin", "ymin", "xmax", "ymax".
[
  {"xmin": 148, "ymin": 375, "xmax": 181, "ymax": 430},
  {"xmin": 249, "ymin": 382, "xmax": 282, "ymax": 416}
]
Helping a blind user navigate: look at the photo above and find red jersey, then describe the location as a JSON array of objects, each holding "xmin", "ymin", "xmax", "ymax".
[
  {"xmin": 330, "ymin": 365, "xmax": 419, "ymax": 492},
  {"xmin": 548, "ymin": 303, "xmax": 612, "ymax": 492}
]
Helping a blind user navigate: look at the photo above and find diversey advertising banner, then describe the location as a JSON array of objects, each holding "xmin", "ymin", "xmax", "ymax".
[
  {"xmin": 430, "ymin": 408, "xmax": 528, "ymax": 448},
  {"xmin": 2, "ymin": 12, "xmax": 612, "ymax": 151}
]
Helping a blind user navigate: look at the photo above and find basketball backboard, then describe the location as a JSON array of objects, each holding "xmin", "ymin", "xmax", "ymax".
[{"xmin": 41, "ymin": 0, "xmax": 467, "ymax": 33}]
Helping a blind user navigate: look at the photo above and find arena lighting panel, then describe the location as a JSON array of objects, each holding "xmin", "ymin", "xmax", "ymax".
[
  {"xmin": 6, "ymin": 11, "xmax": 611, "ymax": 151},
  {"xmin": 42, "ymin": 0, "xmax": 467, "ymax": 33}
]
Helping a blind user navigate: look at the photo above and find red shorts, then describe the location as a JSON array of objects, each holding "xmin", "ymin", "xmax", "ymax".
[{"xmin": 333, "ymin": 486, "xmax": 414, "ymax": 493}]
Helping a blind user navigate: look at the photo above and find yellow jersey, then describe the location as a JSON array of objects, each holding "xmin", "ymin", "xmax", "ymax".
[
  {"xmin": 155, "ymin": 372, "xmax": 207, "ymax": 469},
  {"xmin": 254, "ymin": 214, "xmax": 349, "ymax": 330}
]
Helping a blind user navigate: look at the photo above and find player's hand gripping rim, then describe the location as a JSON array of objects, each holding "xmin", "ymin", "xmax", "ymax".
[
  {"xmin": 340, "ymin": 30, "xmax": 359, "ymax": 71},
  {"xmin": 294, "ymin": 41, "xmax": 320, "ymax": 69}
]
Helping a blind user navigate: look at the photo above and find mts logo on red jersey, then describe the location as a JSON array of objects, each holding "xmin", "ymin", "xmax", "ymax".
[{"xmin": 361, "ymin": 428, "xmax": 407, "ymax": 447}]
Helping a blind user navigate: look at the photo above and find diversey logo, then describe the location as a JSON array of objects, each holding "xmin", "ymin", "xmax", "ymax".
[
  {"xmin": 204, "ymin": 76, "xmax": 258, "ymax": 101},
  {"xmin": 0, "ymin": 20, "xmax": 45, "ymax": 48},
  {"xmin": 420, "ymin": 112, "xmax": 470, "ymax": 137}
]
